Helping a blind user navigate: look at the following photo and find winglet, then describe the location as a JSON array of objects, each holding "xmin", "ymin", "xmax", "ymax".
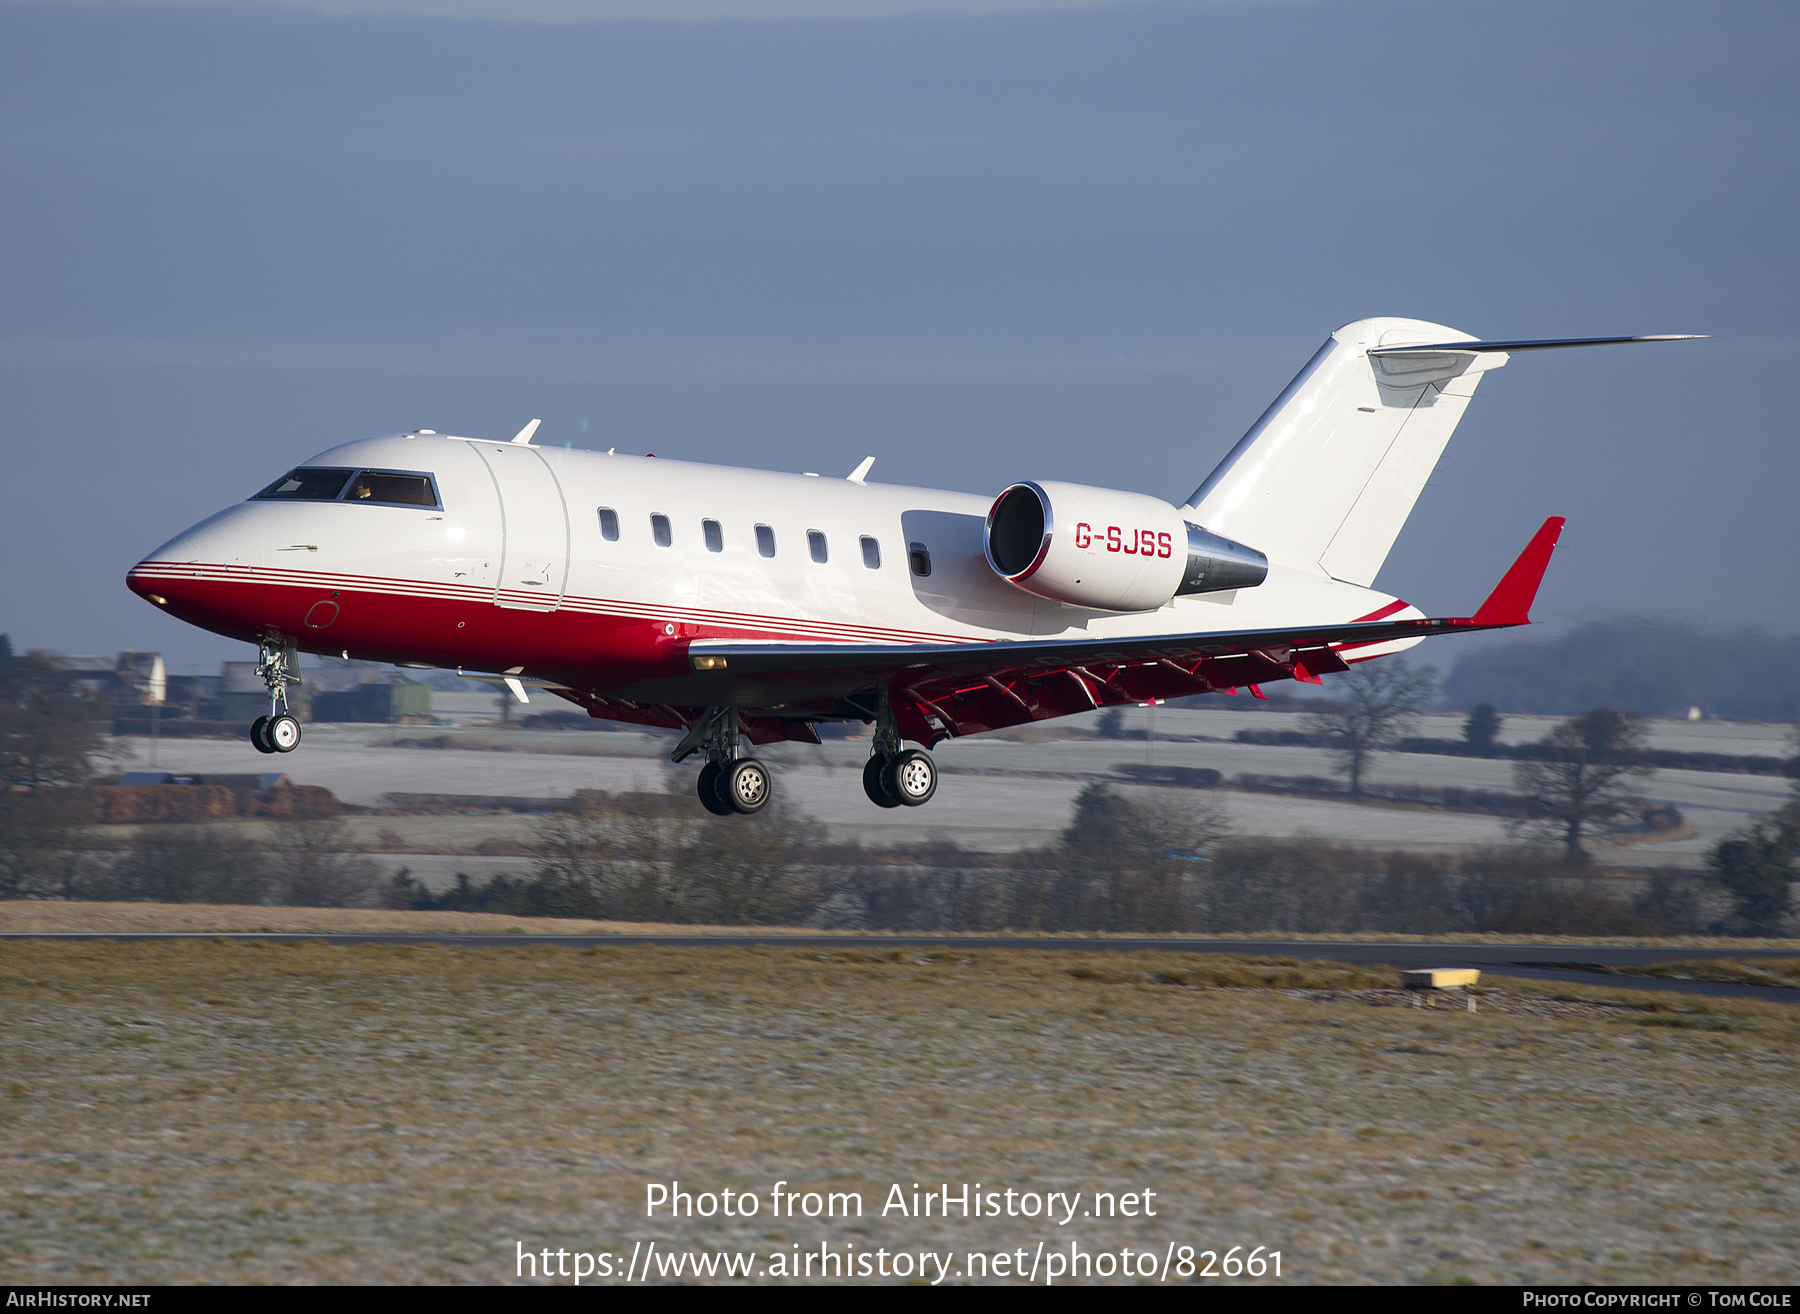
[
  {"xmin": 1471, "ymin": 516, "xmax": 1565, "ymax": 627},
  {"xmin": 511, "ymin": 419, "xmax": 541, "ymax": 445}
]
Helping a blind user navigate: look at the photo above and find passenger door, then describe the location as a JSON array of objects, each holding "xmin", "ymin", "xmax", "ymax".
[{"xmin": 475, "ymin": 444, "xmax": 570, "ymax": 611}]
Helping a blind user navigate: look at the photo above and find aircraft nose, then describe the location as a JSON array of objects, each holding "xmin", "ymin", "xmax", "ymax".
[
  {"xmin": 127, "ymin": 529, "xmax": 209, "ymax": 605},
  {"xmin": 154, "ymin": 530, "xmax": 212, "ymax": 564},
  {"xmin": 126, "ymin": 523, "xmax": 268, "ymax": 642}
]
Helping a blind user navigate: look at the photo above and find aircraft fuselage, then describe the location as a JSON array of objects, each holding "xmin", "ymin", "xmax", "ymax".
[{"xmin": 128, "ymin": 431, "xmax": 1407, "ymax": 716}]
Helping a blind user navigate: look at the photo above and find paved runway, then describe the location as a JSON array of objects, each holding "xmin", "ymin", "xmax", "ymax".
[{"xmin": 8, "ymin": 932, "xmax": 1798, "ymax": 1004}]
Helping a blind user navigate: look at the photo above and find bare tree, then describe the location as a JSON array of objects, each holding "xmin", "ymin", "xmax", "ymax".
[
  {"xmin": 0, "ymin": 788, "xmax": 103, "ymax": 899},
  {"xmin": 0, "ymin": 652, "xmax": 113, "ymax": 899},
  {"xmin": 0, "ymin": 650, "xmax": 111, "ymax": 792},
  {"xmin": 519, "ymin": 785, "xmax": 829, "ymax": 925},
  {"xmin": 109, "ymin": 824, "xmax": 266, "ymax": 904},
  {"xmin": 1512, "ymin": 708, "xmax": 1654, "ymax": 862},
  {"xmin": 1054, "ymin": 782, "xmax": 1231, "ymax": 931},
  {"xmin": 682, "ymin": 795, "xmax": 828, "ymax": 925},
  {"xmin": 1304, "ymin": 658, "xmax": 1439, "ymax": 797},
  {"xmin": 266, "ymin": 819, "xmax": 382, "ymax": 907}
]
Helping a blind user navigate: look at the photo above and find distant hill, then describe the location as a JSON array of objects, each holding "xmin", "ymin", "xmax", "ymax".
[{"xmin": 1443, "ymin": 617, "xmax": 1800, "ymax": 722}]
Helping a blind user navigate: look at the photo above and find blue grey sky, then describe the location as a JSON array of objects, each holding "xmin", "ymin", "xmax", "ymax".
[{"xmin": 2, "ymin": 0, "xmax": 1795, "ymax": 671}]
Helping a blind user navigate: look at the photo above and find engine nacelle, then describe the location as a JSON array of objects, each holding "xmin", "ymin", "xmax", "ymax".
[{"xmin": 985, "ymin": 480, "xmax": 1268, "ymax": 612}]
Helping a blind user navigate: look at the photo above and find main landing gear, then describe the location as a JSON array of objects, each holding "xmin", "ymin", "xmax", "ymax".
[
  {"xmin": 675, "ymin": 708, "xmax": 771, "ymax": 816},
  {"xmin": 249, "ymin": 639, "xmax": 302, "ymax": 755},
  {"xmin": 672, "ymin": 693, "xmax": 939, "ymax": 817},
  {"xmin": 862, "ymin": 750, "xmax": 938, "ymax": 807},
  {"xmin": 860, "ymin": 688, "xmax": 937, "ymax": 809}
]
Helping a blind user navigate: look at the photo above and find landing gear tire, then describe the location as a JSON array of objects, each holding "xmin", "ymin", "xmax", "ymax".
[
  {"xmin": 267, "ymin": 714, "xmax": 302, "ymax": 753},
  {"xmin": 250, "ymin": 716, "xmax": 277, "ymax": 754},
  {"xmin": 695, "ymin": 761, "xmax": 735, "ymax": 816},
  {"xmin": 883, "ymin": 749, "xmax": 937, "ymax": 807},
  {"xmin": 862, "ymin": 756, "xmax": 901, "ymax": 808},
  {"xmin": 721, "ymin": 758, "xmax": 772, "ymax": 815}
]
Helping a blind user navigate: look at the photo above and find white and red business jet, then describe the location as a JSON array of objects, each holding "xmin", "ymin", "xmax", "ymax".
[{"xmin": 128, "ymin": 318, "xmax": 1698, "ymax": 816}]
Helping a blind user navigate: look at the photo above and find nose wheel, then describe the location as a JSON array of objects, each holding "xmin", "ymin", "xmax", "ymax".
[
  {"xmin": 247, "ymin": 641, "xmax": 304, "ymax": 753},
  {"xmin": 250, "ymin": 712, "xmax": 302, "ymax": 753}
]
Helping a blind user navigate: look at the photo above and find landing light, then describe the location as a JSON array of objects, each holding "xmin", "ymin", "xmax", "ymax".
[
  {"xmin": 148, "ymin": 594, "xmax": 167, "ymax": 606},
  {"xmin": 692, "ymin": 655, "xmax": 729, "ymax": 671}
]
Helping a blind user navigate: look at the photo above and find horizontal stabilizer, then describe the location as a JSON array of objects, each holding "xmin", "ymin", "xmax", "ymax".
[{"xmin": 1369, "ymin": 334, "xmax": 1705, "ymax": 356}]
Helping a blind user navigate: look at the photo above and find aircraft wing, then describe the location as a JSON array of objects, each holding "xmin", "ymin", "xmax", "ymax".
[{"xmin": 668, "ymin": 516, "xmax": 1564, "ymax": 745}]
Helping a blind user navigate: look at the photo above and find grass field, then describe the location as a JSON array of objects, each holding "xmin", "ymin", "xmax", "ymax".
[{"xmin": 2, "ymin": 940, "xmax": 1796, "ymax": 1285}]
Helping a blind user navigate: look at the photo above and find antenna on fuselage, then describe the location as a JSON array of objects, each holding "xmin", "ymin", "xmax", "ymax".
[
  {"xmin": 510, "ymin": 419, "xmax": 541, "ymax": 445},
  {"xmin": 847, "ymin": 456, "xmax": 875, "ymax": 484}
]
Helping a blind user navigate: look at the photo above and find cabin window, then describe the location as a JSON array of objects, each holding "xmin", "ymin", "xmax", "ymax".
[
  {"xmin": 860, "ymin": 536, "xmax": 881, "ymax": 570},
  {"xmin": 597, "ymin": 508, "xmax": 620, "ymax": 541},
  {"xmin": 702, "ymin": 519, "xmax": 724, "ymax": 553},
  {"xmin": 651, "ymin": 513, "xmax": 672, "ymax": 547},
  {"xmin": 807, "ymin": 530, "xmax": 828, "ymax": 564},
  {"xmin": 254, "ymin": 467, "xmax": 354, "ymax": 502},
  {"xmin": 344, "ymin": 471, "xmax": 438, "ymax": 507},
  {"xmin": 755, "ymin": 524, "xmax": 776, "ymax": 558},
  {"xmin": 909, "ymin": 542, "xmax": 931, "ymax": 577}
]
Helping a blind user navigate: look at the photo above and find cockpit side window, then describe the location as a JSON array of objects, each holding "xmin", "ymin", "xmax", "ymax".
[
  {"xmin": 255, "ymin": 468, "xmax": 354, "ymax": 501},
  {"xmin": 344, "ymin": 471, "xmax": 439, "ymax": 507}
]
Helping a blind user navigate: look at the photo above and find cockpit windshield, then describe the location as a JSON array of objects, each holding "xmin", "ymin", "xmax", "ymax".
[
  {"xmin": 253, "ymin": 467, "xmax": 440, "ymax": 509},
  {"xmin": 256, "ymin": 468, "xmax": 354, "ymax": 501}
]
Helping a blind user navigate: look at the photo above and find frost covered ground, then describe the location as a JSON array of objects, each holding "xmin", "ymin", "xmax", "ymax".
[
  {"xmin": 113, "ymin": 708, "xmax": 1791, "ymax": 863},
  {"xmin": 3, "ymin": 940, "xmax": 1796, "ymax": 1285}
]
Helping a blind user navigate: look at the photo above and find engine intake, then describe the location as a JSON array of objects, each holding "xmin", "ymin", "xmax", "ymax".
[{"xmin": 985, "ymin": 480, "xmax": 1267, "ymax": 612}]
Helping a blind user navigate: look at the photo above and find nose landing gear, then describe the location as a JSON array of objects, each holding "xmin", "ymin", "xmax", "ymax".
[{"xmin": 249, "ymin": 639, "xmax": 302, "ymax": 755}]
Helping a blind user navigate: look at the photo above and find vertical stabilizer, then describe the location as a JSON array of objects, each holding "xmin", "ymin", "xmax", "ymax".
[{"xmin": 1182, "ymin": 317, "xmax": 1506, "ymax": 586}]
